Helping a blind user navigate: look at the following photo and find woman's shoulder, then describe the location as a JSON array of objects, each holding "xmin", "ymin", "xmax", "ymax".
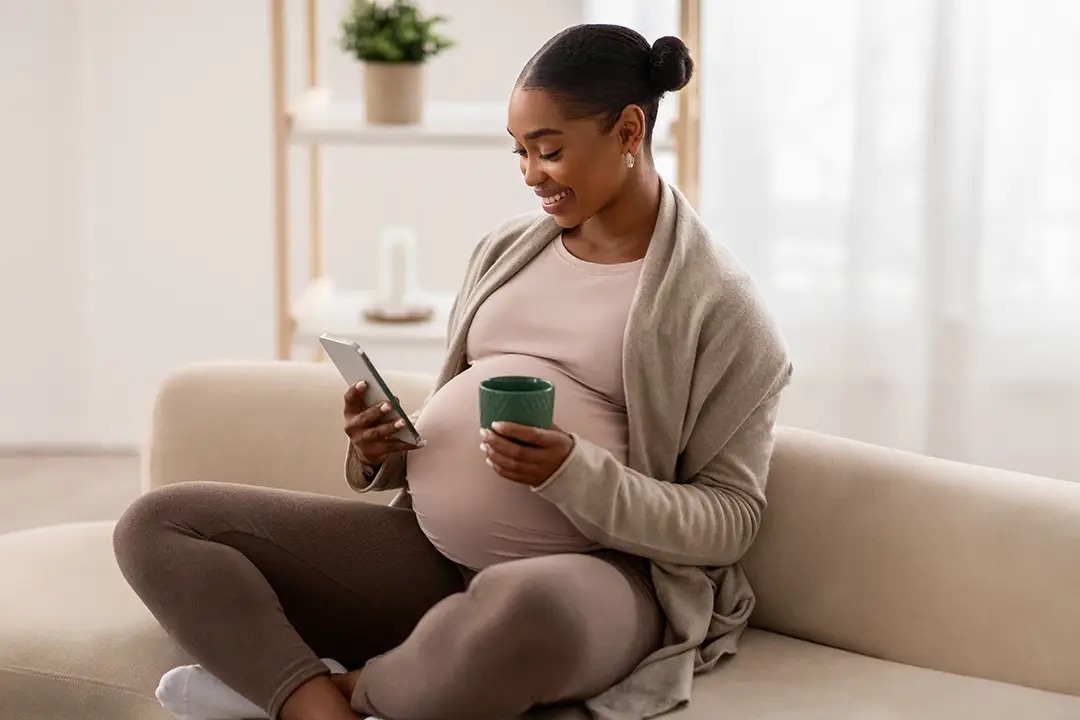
[
  {"xmin": 667, "ymin": 183, "xmax": 758, "ymax": 298},
  {"xmin": 483, "ymin": 211, "xmax": 548, "ymax": 249},
  {"xmin": 493, "ymin": 210, "xmax": 548, "ymax": 237},
  {"xmin": 675, "ymin": 217, "xmax": 760, "ymax": 310},
  {"xmin": 466, "ymin": 211, "xmax": 550, "ymax": 268},
  {"xmin": 672, "ymin": 217, "xmax": 791, "ymax": 367}
]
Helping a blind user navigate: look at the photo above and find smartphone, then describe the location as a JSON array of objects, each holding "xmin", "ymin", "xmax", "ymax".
[{"xmin": 319, "ymin": 333, "xmax": 423, "ymax": 446}]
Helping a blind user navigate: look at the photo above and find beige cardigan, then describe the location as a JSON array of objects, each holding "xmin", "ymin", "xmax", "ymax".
[{"xmin": 346, "ymin": 182, "xmax": 793, "ymax": 718}]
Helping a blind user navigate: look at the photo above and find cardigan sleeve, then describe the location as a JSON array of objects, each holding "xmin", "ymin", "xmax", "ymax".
[
  {"xmin": 533, "ymin": 392, "xmax": 782, "ymax": 567},
  {"xmin": 344, "ymin": 439, "xmax": 405, "ymax": 494}
]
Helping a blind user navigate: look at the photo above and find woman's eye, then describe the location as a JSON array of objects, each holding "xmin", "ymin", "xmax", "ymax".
[{"xmin": 511, "ymin": 147, "xmax": 561, "ymax": 161}]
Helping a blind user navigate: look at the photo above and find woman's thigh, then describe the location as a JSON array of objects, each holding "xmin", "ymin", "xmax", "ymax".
[{"xmin": 114, "ymin": 480, "xmax": 465, "ymax": 668}]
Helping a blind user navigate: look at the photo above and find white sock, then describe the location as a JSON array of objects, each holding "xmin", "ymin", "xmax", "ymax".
[{"xmin": 155, "ymin": 657, "xmax": 348, "ymax": 720}]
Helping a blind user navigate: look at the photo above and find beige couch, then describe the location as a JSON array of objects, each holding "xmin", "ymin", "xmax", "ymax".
[{"xmin": 3, "ymin": 360, "xmax": 1079, "ymax": 720}]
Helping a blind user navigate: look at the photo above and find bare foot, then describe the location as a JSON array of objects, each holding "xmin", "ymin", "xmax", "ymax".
[{"xmin": 279, "ymin": 674, "xmax": 359, "ymax": 720}]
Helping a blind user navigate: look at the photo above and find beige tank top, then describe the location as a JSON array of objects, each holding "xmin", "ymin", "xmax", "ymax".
[{"xmin": 405, "ymin": 235, "xmax": 643, "ymax": 569}]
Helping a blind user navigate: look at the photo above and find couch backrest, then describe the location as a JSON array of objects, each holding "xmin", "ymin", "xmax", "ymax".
[
  {"xmin": 144, "ymin": 362, "xmax": 434, "ymax": 503},
  {"xmin": 149, "ymin": 363, "xmax": 1080, "ymax": 696},
  {"xmin": 743, "ymin": 426, "xmax": 1080, "ymax": 697}
]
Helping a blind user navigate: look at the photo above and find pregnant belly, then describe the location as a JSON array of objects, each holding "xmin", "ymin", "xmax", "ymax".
[{"xmin": 406, "ymin": 354, "xmax": 627, "ymax": 570}]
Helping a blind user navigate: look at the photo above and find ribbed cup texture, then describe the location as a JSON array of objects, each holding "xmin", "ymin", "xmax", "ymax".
[{"xmin": 479, "ymin": 376, "xmax": 555, "ymax": 431}]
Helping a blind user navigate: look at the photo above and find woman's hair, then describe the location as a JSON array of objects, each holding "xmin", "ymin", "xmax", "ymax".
[{"xmin": 516, "ymin": 24, "xmax": 694, "ymax": 146}]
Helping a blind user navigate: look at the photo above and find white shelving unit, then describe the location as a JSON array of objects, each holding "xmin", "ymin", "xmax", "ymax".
[
  {"xmin": 280, "ymin": 83, "xmax": 512, "ymax": 364},
  {"xmin": 289, "ymin": 88, "xmax": 506, "ymax": 148},
  {"xmin": 291, "ymin": 277, "xmax": 453, "ymax": 346},
  {"xmin": 268, "ymin": 0, "xmax": 699, "ymax": 362},
  {"xmin": 291, "ymin": 278, "xmax": 455, "ymax": 372},
  {"xmin": 279, "ymin": 90, "xmax": 529, "ymax": 364},
  {"xmin": 287, "ymin": 87, "xmax": 677, "ymax": 151}
]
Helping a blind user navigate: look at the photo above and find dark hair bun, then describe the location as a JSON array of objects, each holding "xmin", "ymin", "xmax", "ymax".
[{"xmin": 649, "ymin": 36, "xmax": 693, "ymax": 94}]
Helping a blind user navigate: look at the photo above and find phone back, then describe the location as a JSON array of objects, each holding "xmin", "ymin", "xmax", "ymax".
[{"xmin": 319, "ymin": 335, "xmax": 422, "ymax": 445}]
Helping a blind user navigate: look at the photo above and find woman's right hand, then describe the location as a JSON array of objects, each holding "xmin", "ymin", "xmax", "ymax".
[{"xmin": 343, "ymin": 381, "xmax": 422, "ymax": 467}]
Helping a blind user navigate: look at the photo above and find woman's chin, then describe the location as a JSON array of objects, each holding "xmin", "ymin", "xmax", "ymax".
[{"xmin": 550, "ymin": 206, "xmax": 589, "ymax": 228}]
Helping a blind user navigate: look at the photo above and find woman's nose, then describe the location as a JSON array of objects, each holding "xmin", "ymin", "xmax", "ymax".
[{"xmin": 521, "ymin": 158, "xmax": 546, "ymax": 187}]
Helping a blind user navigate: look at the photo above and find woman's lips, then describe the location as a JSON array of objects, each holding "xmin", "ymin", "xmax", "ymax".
[{"xmin": 540, "ymin": 188, "xmax": 573, "ymax": 214}]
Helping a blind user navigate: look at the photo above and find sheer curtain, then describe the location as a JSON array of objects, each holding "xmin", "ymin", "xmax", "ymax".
[{"xmin": 589, "ymin": 0, "xmax": 1080, "ymax": 480}]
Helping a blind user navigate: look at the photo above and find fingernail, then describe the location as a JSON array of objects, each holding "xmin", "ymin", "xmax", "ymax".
[
  {"xmin": 354, "ymin": 381, "xmax": 365, "ymax": 390},
  {"xmin": 394, "ymin": 419, "xmax": 405, "ymax": 428},
  {"xmin": 417, "ymin": 440, "xmax": 427, "ymax": 448},
  {"xmin": 480, "ymin": 442, "xmax": 489, "ymax": 453},
  {"xmin": 381, "ymin": 402, "xmax": 391, "ymax": 412},
  {"xmin": 479, "ymin": 428, "xmax": 490, "ymax": 440},
  {"xmin": 492, "ymin": 422, "xmax": 504, "ymax": 432},
  {"xmin": 485, "ymin": 458, "xmax": 495, "ymax": 469}
]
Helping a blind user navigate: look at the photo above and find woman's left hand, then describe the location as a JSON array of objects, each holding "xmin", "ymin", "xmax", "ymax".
[{"xmin": 480, "ymin": 422, "xmax": 575, "ymax": 488}]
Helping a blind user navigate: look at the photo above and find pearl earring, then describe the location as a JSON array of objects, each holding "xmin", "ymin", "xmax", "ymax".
[{"xmin": 624, "ymin": 152, "xmax": 635, "ymax": 169}]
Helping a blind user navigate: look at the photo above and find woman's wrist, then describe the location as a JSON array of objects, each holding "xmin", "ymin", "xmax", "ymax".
[
  {"xmin": 358, "ymin": 452, "xmax": 380, "ymax": 478},
  {"xmin": 349, "ymin": 443, "xmax": 380, "ymax": 478}
]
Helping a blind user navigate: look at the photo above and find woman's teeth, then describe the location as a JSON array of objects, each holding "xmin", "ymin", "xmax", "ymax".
[{"xmin": 542, "ymin": 189, "xmax": 571, "ymax": 205}]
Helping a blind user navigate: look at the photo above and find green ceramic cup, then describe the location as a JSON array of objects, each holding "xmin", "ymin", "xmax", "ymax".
[{"xmin": 479, "ymin": 376, "xmax": 555, "ymax": 439}]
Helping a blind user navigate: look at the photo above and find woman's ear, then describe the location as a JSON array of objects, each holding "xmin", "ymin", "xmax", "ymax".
[{"xmin": 617, "ymin": 104, "xmax": 647, "ymax": 154}]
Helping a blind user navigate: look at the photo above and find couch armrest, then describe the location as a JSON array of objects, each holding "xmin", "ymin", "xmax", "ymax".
[
  {"xmin": 745, "ymin": 426, "xmax": 1080, "ymax": 697},
  {"xmin": 142, "ymin": 361, "xmax": 435, "ymax": 502}
]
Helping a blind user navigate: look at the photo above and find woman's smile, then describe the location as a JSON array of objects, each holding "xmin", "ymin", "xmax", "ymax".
[{"xmin": 538, "ymin": 187, "xmax": 574, "ymax": 213}]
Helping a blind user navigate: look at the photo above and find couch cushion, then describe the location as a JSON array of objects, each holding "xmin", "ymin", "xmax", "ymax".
[
  {"xmin": 668, "ymin": 629, "xmax": 1080, "ymax": 719},
  {"xmin": 0, "ymin": 521, "xmax": 189, "ymax": 720},
  {"xmin": 4, "ymin": 520, "xmax": 1078, "ymax": 720}
]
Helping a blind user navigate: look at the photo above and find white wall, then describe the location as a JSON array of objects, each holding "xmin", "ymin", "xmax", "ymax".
[
  {"xmin": 0, "ymin": 0, "xmax": 587, "ymax": 448},
  {"xmin": 75, "ymin": 1, "xmax": 278, "ymax": 446},
  {"xmin": 0, "ymin": 1, "xmax": 89, "ymax": 443}
]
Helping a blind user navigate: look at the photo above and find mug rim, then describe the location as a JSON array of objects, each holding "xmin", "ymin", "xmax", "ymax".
[{"xmin": 479, "ymin": 375, "xmax": 554, "ymax": 393}]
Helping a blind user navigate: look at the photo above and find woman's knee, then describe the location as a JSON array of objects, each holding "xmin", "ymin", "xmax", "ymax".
[
  {"xmin": 112, "ymin": 482, "xmax": 213, "ymax": 565},
  {"xmin": 467, "ymin": 562, "xmax": 590, "ymax": 667}
]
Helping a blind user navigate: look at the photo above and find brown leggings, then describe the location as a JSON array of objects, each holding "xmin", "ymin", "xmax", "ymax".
[{"xmin": 112, "ymin": 481, "xmax": 663, "ymax": 720}]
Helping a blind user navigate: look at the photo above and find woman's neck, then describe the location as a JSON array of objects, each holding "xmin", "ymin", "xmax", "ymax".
[{"xmin": 565, "ymin": 161, "xmax": 662, "ymax": 263}]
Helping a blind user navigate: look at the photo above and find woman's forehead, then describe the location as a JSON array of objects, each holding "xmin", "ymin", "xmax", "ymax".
[{"xmin": 507, "ymin": 88, "xmax": 571, "ymax": 137}]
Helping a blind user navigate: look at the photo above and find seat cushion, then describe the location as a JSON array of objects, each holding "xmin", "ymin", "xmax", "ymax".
[
  {"xmin": 4, "ymin": 521, "xmax": 1078, "ymax": 720},
  {"xmin": 669, "ymin": 629, "xmax": 1080, "ymax": 719},
  {"xmin": 0, "ymin": 521, "xmax": 191, "ymax": 720}
]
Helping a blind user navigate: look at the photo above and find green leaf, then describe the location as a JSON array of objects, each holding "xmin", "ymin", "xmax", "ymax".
[{"xmin": 338, "ymin": 0, "xmax": 455, "ymax": 63}]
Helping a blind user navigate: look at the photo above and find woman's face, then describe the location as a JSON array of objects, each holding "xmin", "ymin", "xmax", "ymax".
[{"xmin": 507, "ymin": 87, "xmax": 636, "ymax": 228}]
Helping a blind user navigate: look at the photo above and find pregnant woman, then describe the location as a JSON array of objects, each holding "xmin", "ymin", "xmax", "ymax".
[{"xmin": 113, "ymin": 24, "xmax": 792, "ymax": 720}]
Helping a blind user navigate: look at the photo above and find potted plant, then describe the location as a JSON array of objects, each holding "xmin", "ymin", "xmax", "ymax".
[{"xmin": 339, "ymin": 0, "xmax": 454, "ymax": 124}]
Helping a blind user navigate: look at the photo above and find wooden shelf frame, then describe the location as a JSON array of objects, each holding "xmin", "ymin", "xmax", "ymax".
[{"xmin": 268, "ymin": 0, "xmax": 702, "ymax": 360}]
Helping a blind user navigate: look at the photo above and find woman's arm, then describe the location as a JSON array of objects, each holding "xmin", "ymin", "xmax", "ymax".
[{"xmin": 532, "ymin": 394, "xmax": 782, "ymax": 567}]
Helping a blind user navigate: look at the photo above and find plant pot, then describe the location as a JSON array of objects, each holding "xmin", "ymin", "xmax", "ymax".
[{"xmin": 363, "ymin": 62, "xmax": 423, "ymax": 124}]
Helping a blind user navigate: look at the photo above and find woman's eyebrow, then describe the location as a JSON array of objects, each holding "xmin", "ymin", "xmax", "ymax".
[{"xmin": 506, "ymin": 127, "xmax": 565, "ymax": 142}]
